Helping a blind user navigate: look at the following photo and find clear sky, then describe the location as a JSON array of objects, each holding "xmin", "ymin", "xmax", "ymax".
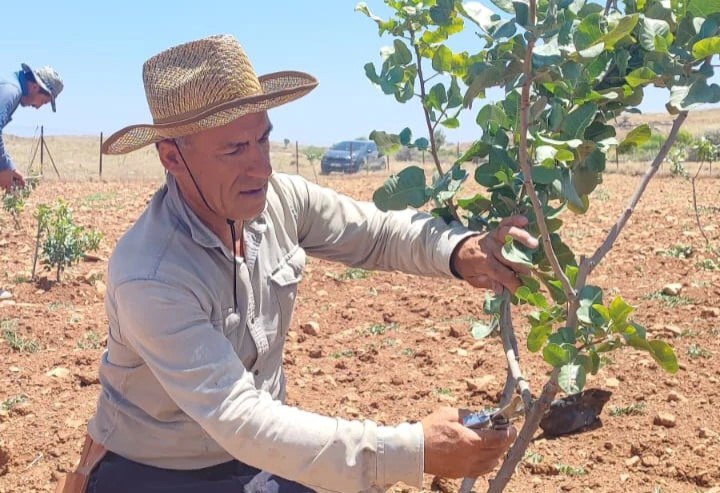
[{"xmin": 0, "ymin": 1, "xmax": 696, "ymax": 147}]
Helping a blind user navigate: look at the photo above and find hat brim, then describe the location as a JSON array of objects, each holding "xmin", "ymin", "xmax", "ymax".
[
  {"xmin": 102, "ymin": 71, "xmax": 318, "ymax": 155},
  {"xmin": 21, "ymin": 63, "xmax": 56, "ymax": 113}
]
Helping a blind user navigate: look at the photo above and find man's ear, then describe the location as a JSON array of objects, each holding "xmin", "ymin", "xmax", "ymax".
[
  {"xmin": 157, "ymin": 140, "xmax": 185, "ymax": 176},
  {"xmin": 26, "ymin": 81, "xmax": 40, "ymax": 95}
]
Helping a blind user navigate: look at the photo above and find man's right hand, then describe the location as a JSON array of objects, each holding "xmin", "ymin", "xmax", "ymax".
[
  {"xmin": 422, "ymin": 407, "xmax": 517, "ymax": 478},
  {"xmin": 0, "ymin": 169, "xmax": 25, "ymax": 192}
]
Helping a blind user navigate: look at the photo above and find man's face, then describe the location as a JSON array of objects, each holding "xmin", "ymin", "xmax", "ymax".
[
  {"xmin": 163, "ymin": 111, "xmax": 273, "ymax": 222},
  {"xmin": 20, "ymin": 82, "xmax": 52, "ymax": 109}
]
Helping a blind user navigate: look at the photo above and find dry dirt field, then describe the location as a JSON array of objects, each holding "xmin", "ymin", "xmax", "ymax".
[{"xmin": 0, "ymin": 136, "xmax": 719, "ymax": 493}]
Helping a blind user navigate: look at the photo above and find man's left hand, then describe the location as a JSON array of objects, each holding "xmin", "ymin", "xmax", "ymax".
[{"xmin": 451, "ymin": 216, "xmax": 539, "ymax": 294}]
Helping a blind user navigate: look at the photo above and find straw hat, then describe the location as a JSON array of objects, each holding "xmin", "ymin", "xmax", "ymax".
[{"xmin": 102, "ymin": 34, "xmax": 318, "ymax": 155}]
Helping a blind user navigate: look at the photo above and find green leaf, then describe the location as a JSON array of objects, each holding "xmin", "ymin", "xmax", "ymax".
[
  {"xmin": 669, "ymin": 79, "xmax": 720, "ymax": 111},
  {"xmin": 372, "ymin": 166, "xmax": 429, "ymax": 211},
  {"xmin": 693, "ymin": 36, "xmax": 720, "ymax": 59},
  {"xmin": 618, "ymin": 124, "xmax": 651, "ymax": 152},
  {"xmin": 393, "ymin": 39, "xmax": 412, "ymax": 65},
  {"xmin": 430, "ymin": 0, "xmax": 454, "ymax": 25},
  {"xmin": 458, "ymin": 140, "xmax": 491, "ymax": 163},
  {"xmin": 649, "ymin": 340, "xmax": 679, "ymax": 373},
  {"xmin": 561, "ymin": 104, "xmax": 598, "ymax": 140},
  {"xmin": 502, "ymin": 238, "xmax": 534, "ymax": 267},
  {"xmin": 464, "ymin": 62, "xmax": 506, "ymax": 108},
  {"xmin": 515, "ymin": 286, "xmax": 549, "ymax": 308},
  {"xmin": 427, "ymin": 83, "xmax": 448, "ymax": 110},
  {"xmin": 532, "ymin": 166, "xmax": 561, "ymax": 185},
  {"xmin": 456, "ymin": 194, "xmax": 492, "ymax": 214},
  {"xmin": 639, "ymin": 18, "xmax": 670, "ymax": 51},
  {"xmin": 471, "ymin": 318, "xmax": 497, "ymax": 339},
  {"xmin": 441, "ymin": 117, "xmax": 460, "ymax": 128},
  {"xmin": 558, "ymin": 363, "xmax": 587, "ymax": 394},
  {"xmin": 688, "ymin": 0, "xmax": 720, "ymax": 17},
  {"xmin": 399, "ymin": 127, "xmax": 413, "ymax": 146},
  {"xmin": 369, "ymin": 130, "xmax": 402, "ymax": 155},
  {"xmin": 514, "ymin": 0, "xmax": 530, "ymax": 27},
  {"xmin": 601, "ymin": 14, "xmax": 640, "ymax": 49},
  {"xmin": 413, "ymin": 137, "xmax": 430, "ymax": 150},
  {"xmin": 447, "ymin": 77, "xmax": 463, "ymax": 109},
  {"xmin": 609, "ymin": 296, "xmax": 634, "ymax": 326},
  {"xmin": 577, "ymin": 285, "xmax": 603, "ymax": 325},
  {"xmin": 528, "ymin": 324, "xmax": 552, "ymax": 352},
  {"xmin": 364, "ymin": 62, "xmax": 381, "ymax": 85},
  {"xmin": 432, "ymin": 45, "xmax": 454, "ymax": 73},
  {"xmin": 543, "ymin": 343, "xmax": 571, "ymax": 367},
  {"xmin": 626, "ymin": 67, "xmax": 658, "ymax": 88},
  {"xmin": 488, "ymin": 0, "xmax": 515, "ymax": 14}
]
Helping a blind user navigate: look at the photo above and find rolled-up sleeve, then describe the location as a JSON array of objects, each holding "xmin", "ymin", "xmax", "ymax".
[
  {"xmin": 0, "ymin": 83, "xmax": 22, "ymax": 172},
  {"xmin": 115, "ymin": 279, "xmax": 424, "ymax": 493},
  {"xmin": 284, "ymin": 174, "xmax": 475, "ymax": 278}
]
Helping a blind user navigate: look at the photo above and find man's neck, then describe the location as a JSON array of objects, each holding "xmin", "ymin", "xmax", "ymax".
[{"xmin": 177, "ymin": 183, "xmax": 244, "ymax": 257}]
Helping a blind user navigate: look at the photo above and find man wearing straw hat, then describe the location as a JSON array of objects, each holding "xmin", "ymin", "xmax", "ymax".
[
  {"xmin": 59, "ymin": 35, "xmax": 537, "ymax": 493},
  {"xmin": 0, "ymin": 63, "xmax": 63, "ymax": 302}
]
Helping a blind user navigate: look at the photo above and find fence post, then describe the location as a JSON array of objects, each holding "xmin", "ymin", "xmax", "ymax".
[
  {"xmin": 99, "ymin": 132, "xmax": 104, "ymax": 178},
  {"xmin": 40, "ymin": 125, "xmax": 44, "ymax": 172}
]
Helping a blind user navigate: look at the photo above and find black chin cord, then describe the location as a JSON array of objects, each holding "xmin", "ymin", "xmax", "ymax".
[
  {"xmin": 174, "ymin": 140, "xmax": 238, "ymax": 314},
  {"xmin": 227, "ymin": 218, "xmax": 239, "ymax": 314}
]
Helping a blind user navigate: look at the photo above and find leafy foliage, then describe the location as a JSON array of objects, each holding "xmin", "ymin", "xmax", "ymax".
[
  {"xmin": 2, "ymin": 177, "xmax": 39, "ymax": 229},
  {"xmin": 37, "ymin": 200, "xmax": 103, "ymax": 282},
  {"xmin": 358, "ymin": 0, "xmax": 719, "ymax": 488}
]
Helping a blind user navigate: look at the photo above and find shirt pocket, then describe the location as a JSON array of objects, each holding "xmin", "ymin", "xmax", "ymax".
[{"xmin": 269, "ymin": 246, "xmax": 306, "ymax": 338}]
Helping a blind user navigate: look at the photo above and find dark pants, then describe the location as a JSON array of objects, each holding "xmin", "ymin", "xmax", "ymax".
[{"xmin": 88, "ymin": 451, "xmax": 315, "ymax": 493}]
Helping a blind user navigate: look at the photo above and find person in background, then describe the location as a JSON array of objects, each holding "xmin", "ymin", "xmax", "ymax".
[{"xmin": 0, "ymin": 63, "xmax": 63, "ymax": 302}]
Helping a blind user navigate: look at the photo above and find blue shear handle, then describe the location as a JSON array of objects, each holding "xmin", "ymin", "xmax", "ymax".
[{"xmin": 463, "ymin": 411, "xmax": 493, "ymax": 430}]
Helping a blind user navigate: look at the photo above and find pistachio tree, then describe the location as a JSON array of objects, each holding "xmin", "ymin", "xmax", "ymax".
[{"xmin": 358, "ymin": 0, "xmax": 720, "ymax": 491}]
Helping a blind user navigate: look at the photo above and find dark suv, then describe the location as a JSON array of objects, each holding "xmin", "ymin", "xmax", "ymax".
[{"xmin": 320, "ymin": 140, "xmax": 381, "ymax": 174}]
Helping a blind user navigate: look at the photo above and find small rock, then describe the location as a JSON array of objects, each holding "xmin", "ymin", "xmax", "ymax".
[
  {"xmin": 448, "ymin": 326, "xmax": 462, "ymax": 338},
  {"xmin": 8, "ymin": 366, "xmax": 20, "ymax": 373},
  {"xmin": 653, "ymin": 412, "xmax": 676, "ymax": 428},
  {"xmin": 464, "ymin": 375, "xmax": 497, "ymax": 393},
  {"xmin": 300, "ymin": 321, "xmax": 320, "ymax": 336},
  {"xmin": 605, "ymin": 377, "xmax": 620, "ymax": 388},
  {"xmin": 94, "ymin": 280, "xmax": 107, "ymax": 296},
  {"xmin": 456, "ymin": 348, "xmax": 468, "ymax": 357},
  {"xmin": 390, "ymin": 376, "xmax": 404, "ymax": 386},
  {"xmin": 620, "ymin": 474, "xmax": 630, "ymax": 483},
  {"xmin": 315, "ymin": 289, "xmax": 328, "ymax": 297},
  {"xmin": 46, "ymin": 367, "xmax": 71, "ymax": 379},
  {"xmin": 0, "ymin": 441, "xmax": 9, "ymax": 475},
  {"xmin": 667, "ymin": 391, "xmax": 687, "ymax": 403},
  {"xmin": 664, "ymin": 325, "xmax": 683, "ymax": 336},
  {"xmin": 0, "ymin": 290, "xmax": 12, "ymax": 301},
  {"xmin": 430, "ymin": 475, "xmax": 457, "ymax": 493},
  {"xmin": 662, "ymin": 283, "xmax": 683, "ymax": 296},
  {"xmin": 699, "ymin": 427, "xmax": 717, "ymax": 439},
  {"xmin": 625, "ymin": 456, "xmax": 640, "ymax": 467},
  {"xmin": 701, "ymin": 307, "xmax": 720, "ymax": 318},
  {"xmin": 641, "ymin": 455, "xmax": 660, "ymax": 467},
  {"xmin": 308, "ymin": 348, "xmax": 323, "ymax": 359}
]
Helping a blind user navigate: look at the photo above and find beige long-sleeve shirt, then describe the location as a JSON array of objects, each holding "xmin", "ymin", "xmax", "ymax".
[{"xmin": 88, "ymin": 172, "xmax": 474, "ymax": 493}]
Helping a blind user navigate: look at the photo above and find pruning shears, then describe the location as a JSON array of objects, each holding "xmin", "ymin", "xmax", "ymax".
[{"xmin": 462, "ymin": 395, "xmax": 523, "ymax": 431}]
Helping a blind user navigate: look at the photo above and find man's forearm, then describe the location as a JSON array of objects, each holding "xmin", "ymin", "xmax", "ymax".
[{"xmin": 0, "ymin": 134, "xmax": 15, "ymax": 171}]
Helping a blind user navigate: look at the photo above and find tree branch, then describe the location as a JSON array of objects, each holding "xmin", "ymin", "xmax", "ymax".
[
  {"xmin": 410, "ymin": 34, "xmax": 461, "ymax": 223},
  {"xmin": 583, "ymin": 112, "xmax": 689, "ymax": 274},
  {"xmin": 499, "ymin": 294, "xmax": 532, "ymax": 409},
  {"xmin": 515, "ymin": 0, "xmax": 575, "ymax": 298},
  {"xmin": 487, "ymin": 368, "xmax": 560, "ymax": 493}
]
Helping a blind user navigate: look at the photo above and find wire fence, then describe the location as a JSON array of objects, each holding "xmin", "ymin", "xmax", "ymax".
[{"xmin": 4, "ymin": 126, "xmax": 719, "ymax": 183}]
